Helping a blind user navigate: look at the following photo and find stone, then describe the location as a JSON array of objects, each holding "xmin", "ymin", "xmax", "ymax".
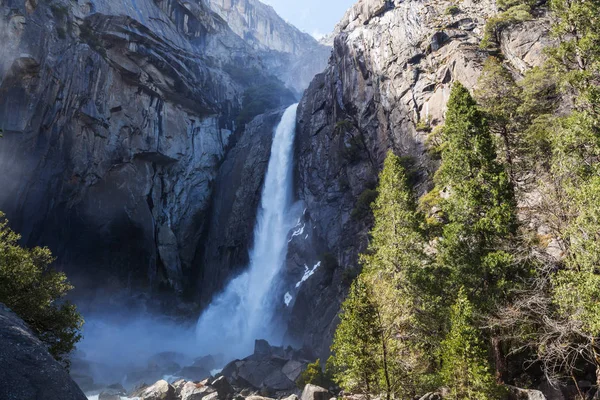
[
  {"xmin": 507, "ymin": 385, "xmax": 547, "ymax": 400},
  {"xmin": 0, "ymin": 303, "xmax": 87, "ymax": 400},
  {"xmin": 180, "ymin": 381, "xmax": 216, "ymax": 400},
  {"xmin": 301, "ymin": 384, "xmax": 331, "ymax": 400},
  {"xmin": 134, "ymin": 380, "xmax": 177, "ymax": 400},
  {"xmin": 211, "ymin": 376, "xmax": 234, "ymax": 399}
]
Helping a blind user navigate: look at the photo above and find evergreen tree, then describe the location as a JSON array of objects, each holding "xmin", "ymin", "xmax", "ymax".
[
  {"xmin": 433, "ymin": 82, "xmax": 519, "ymax": 310},
  {"xmin": 441, "ymin": 288, "xmax": 501, "ymax": 400},
  {"xmin": 360, "ymin": 151, "xmax": 436, "ymax": 398},
  {"xmin": 475, "ymin": 57, "xmax": 522, "ymax": 177},
  {"xmin": 331, "ymin": 152, "xmax": 435, "ymax": 399},
  {"xmin": 330, "ymin": 276, "xmax": 381, "ymax": 394},
  {"xmin": 0, "ymin": 212, "xmax": 83, "ymax": 366}
]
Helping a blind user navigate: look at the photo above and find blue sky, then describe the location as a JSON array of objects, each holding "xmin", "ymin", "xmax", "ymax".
[{"xmin": 262, "ymin": 0, "xmax": 356, "ymax": 39}]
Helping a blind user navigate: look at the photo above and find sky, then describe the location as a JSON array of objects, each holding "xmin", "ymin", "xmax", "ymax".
[{"xmin": 262, "ymin": 0, "xmax": 356, "ymax": 39}]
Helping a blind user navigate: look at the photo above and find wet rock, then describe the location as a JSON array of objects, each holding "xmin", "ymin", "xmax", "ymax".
[{"xmin": 0, "ymin": 303, "xmax": 87, "ymax": 400}]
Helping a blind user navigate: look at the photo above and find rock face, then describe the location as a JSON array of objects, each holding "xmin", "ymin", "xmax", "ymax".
[
  {"xmin": 287, "ymin": 0, "xmax": 552, "ymax": 358},
  {"xmin": 0, "ymin": 0, "xmax": 295, "ymax": 309},
  {"xmin": 0, "ymin": 303, "xmax": 87, "ymax": 400},
  {"xmin": 207, "ymin": 0, "xmax": 331, "ymax": 93}
]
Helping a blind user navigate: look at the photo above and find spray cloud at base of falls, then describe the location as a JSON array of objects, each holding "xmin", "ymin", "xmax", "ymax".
[{"xmin": 196, "ymin": 104, "xmax": 300, "ymax": 359}]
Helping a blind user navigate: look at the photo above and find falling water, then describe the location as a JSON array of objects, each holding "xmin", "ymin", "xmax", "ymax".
[{"xmin": 196, "ymin": 104, "xmax": 299, "ymax": 359}]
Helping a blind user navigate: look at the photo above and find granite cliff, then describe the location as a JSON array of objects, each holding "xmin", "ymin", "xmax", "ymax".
[{"xmin": 0, "ymin": 0, "xmax": 298, "ymax": 311}]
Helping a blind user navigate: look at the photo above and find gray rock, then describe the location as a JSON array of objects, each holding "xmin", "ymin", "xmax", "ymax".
[
  {"xmin": 301, "ymin": 384, "xmax": 330, "ymax": 400},
  {"xmin": 211, "ymin": 376, "xmax": 234, "ymax": 399},
  {"xmin": 0, "ymin": 0, "xmax": 296, "ymax": 313},
  {"xmin": 180, "ymin": 381, "xmax": 216, "ymax": 400},
  {"xmin": 132, "ymin": 380, "xmax": 176, "ymax": 400},
  {"xmin": 0, "ymin": 304, "xmax": 87, "ymax": 400},
  {"xmin": 507, "ymin": 385, "xmax": 547, "ymax": 400}
]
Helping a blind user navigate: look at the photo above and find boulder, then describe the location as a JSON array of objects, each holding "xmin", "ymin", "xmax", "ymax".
[
  {"xmin": 301, "ymin": 385, "xmax": 331, "ymax": 400},
  {"xmin": 0, "ymin": 303, "xmax": 87, "ymax": 400},
  {"xmin": 507, "ymin": 385, "xmax": 547, "ymax": 400},
  {"xmin": 132, "ymin": 380, "xmax": 177, "ymax": 400},
  {"xmin": 173, "ymin": 379, "xmax": 187, "ymax": 396},
  {"xmin": 211, "ymin": 376, "xmax": 234, "ymax": 399},
  {"xmin": 180, "ymin": 381, "xmax": 216, "ymax": 400}
]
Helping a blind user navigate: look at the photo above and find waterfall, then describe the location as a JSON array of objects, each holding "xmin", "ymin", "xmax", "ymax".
[{"xmin": 196, "ymin": 104, "xmax": 299, "ymax": 359}]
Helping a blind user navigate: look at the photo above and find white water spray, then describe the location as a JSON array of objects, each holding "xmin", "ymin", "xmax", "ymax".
[{"xmin": 196, "ymin": 104, "xmax": 299, "ymax": 359}]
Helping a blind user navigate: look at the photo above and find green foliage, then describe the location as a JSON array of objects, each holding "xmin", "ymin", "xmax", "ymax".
[
  {"xmin": 433, "ymin": 82, "xmax": 520, "ymax": 309},
  {"xmin": 475, "ymin": 57, "xmax": 522, "ymax": 173},
  {"xmin": 440, "ymin": 289, "xmax": 502, "ymax": 400},
  {"xmin": 480, "ymin": 4, "xmax": 533, "ymax": 49},
  {"xmin": 416, "ymin": 120, "xmax": 432, "ymax": 132},
  {"xmin": 0, "ymin": 212, "xmax": 83, "ymax": 367},
  {"xmin": 297, "ymin": 359, "xmax": 332, "ymax": 389},
  {"xmin": 330, "ymin": 276, "xmax": 381, "ymax": 394},
  {"xmin": 332, "ymin": 152, "xmax": 437, "ymax": 399},
  {"xmin": 351, "ymin": 188, "xmax": 378, "ymax": 219}
]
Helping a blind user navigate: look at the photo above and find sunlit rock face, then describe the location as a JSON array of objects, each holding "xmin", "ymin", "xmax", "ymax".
[
  {"xmin": 207, "ymin": 0, "xmax": 331, "ymax": 93},
  {"xmin": 0, "ymin": 0, "xmax": 294, "ymax": 309},
  {"xmin": 288, "ymin": 0, "xmax": 553, "ymax": 359}
]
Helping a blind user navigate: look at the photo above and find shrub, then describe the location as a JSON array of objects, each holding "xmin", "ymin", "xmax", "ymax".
[
  {"xmin": 297, "ymin": 359, "xmax": 331, "ymax": 389},
  {"xmin": 0, "ymin": 212, "xmax": 83, "ymax": 367},
  {"xmin": 480, "ymin": 5, "xmax": 532, "ymax": 49}
]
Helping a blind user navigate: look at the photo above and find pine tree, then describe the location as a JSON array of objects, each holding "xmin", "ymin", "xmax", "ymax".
[
  {"xmin": 440, "ymin": 288, "xmax": 500, "ymax": 400},
  {"xmin": 433, "ymin": 82, "xmax": 519, "ymax": 310},
  {"xmin": 330, "ymin": 276, "xmax": 381, "ymax": 394},
  {"xmin": 475, "ymin": 57, "xmax": 522, "ymax": 178},
  {"xmin": 331, "ymin": 152, "xmax": 435, "ymax": 398},
  {"xmin": 360, "ymin": 151, "xmax": 435, "ymax": 398}
]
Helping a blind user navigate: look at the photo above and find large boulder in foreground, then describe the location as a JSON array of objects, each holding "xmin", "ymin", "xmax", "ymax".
[{"xmin": 0, "ymin": 303, "xmax": 87, "ymax": 400}]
